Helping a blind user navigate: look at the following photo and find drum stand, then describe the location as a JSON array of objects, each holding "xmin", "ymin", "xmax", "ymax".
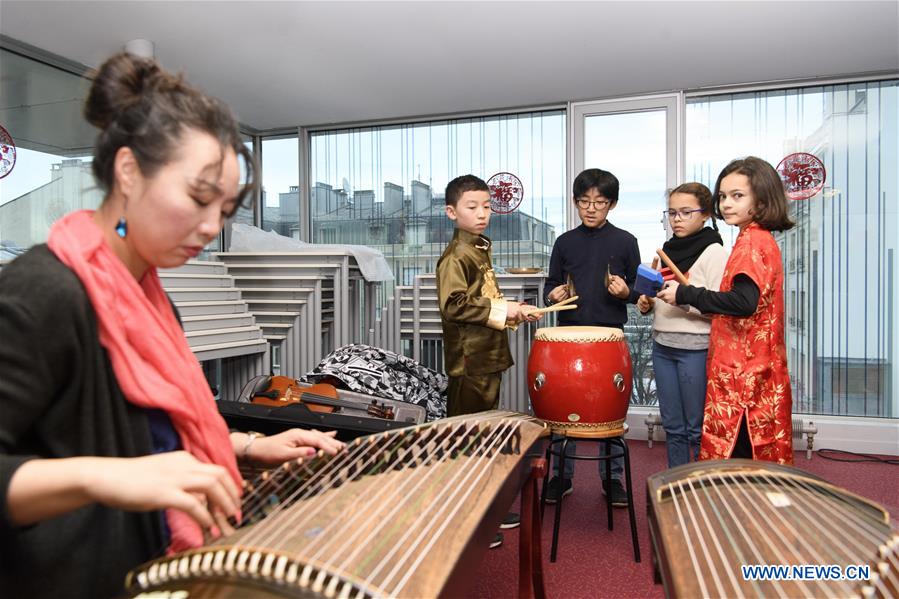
[{"xmin": 540, "ymin": 425, "xmax": 641, "ymax": 564}]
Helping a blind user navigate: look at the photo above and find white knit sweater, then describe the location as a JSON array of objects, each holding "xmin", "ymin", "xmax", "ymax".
[{"xmin": 651, "ymin": 243, "xmax": 728, "ymax": 335}]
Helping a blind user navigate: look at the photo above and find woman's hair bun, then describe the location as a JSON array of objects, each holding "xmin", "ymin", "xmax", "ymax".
[
  {"xmin": 83, "ymin": 52, "xmax": 167, "ymax": 130},
  {"xmin": 83, "ymin": 50, "xmax": 257, "ymax": 209}
]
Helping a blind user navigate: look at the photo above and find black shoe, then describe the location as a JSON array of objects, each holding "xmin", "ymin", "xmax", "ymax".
[
  {"xmin": 489, "ymin": 532, "xmax": 503, "ymax": 549},
  {"xmin": 500, "ymin": 512, "xmax": 520, "ymax": 530},
  {"xmin": 603, "ymin": 479, "xmax": 629, "ymax": 507},
  {"xmin": 543, "ymin": 477, "xmax": 573, "ymax": 504}
]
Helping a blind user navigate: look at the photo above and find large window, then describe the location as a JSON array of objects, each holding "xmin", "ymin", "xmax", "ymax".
[
  {"xmin": 260, "ymin": 134, "xmax": 299, "ymax": 237},
  {"xmin": 686, "ymin": 80, "xmax": 899, "ymax": 418},
  {"xmin": 571, "ymin": 95, "xmax": 679, "ymax": 407},
  {"xmin": 309, "ymin": 110, "xmax": 566, "ymax": 286},
  {"xmin": 0, "ymin": 48, "xmax": 98, "ymax": 256},
  {"xmin": 218, "ymin": 134, "xmax": 256, "ymax": 255}
]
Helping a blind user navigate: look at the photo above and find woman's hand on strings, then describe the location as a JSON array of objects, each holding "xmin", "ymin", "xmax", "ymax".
[
  {"xmin": 245, "ymin": 429, "xmax": 346, "ymax": 466},
  {"xmin": 4, "ymin": 453, "xmax": 239, "ymax": 531},
  {"xmin": 91, "ymin": 451, "xmax": 241, "ymax": 535},
  {"xmin": 656, "ymin": 281, "xmax": 680, "ymax": 305}
]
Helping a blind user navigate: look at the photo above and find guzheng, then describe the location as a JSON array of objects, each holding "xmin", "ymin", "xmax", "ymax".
[
  {"xmin": 647, "ymin": 459, "xmax": 899, "ymax": 599},
  {"xmin": 127, "ymin": 411, "xmax": 546, "ymax": 598}
]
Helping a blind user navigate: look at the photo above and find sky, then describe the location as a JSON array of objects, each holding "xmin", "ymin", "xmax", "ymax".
[{"xmin": 0, "ymin": 147, "xmax": 93, "ymax": 206}]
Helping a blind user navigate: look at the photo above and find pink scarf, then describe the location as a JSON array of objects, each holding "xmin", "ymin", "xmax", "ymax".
[{"xmin": 48, "ymin": 210, "xmax": 239, "ymax": 553}]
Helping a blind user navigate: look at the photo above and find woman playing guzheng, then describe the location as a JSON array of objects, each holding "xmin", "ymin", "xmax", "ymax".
[
  {"xmin": 0, "ymin": 52, "xmax": 343, "ymax": 598},
  {"xmin": 657, "ymin": 157, "xmax": 794, "ymax": 465}
]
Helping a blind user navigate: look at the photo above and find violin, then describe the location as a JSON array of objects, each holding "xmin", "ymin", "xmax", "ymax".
[{"xmin": 250, "ymin": 375, "xmax": 395, "ymax": 420}]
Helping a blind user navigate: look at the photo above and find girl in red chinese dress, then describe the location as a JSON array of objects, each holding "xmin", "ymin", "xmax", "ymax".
[{"xmin": 657, "ymin": 157, "xmax": 794, "ymax": 464}]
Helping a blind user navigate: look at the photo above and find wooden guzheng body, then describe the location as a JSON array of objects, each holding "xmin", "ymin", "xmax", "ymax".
[
  {"xmin": 647, "ymin": 459, "xmax": 899, "ymax": 599},
  {"xmin": 127, "ymin": 411, "xmax": 546, "ymax": 598}
]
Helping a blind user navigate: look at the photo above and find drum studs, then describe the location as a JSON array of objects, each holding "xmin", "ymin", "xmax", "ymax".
[
  {"xmin": 613, "ymin": 373, "xmax": 626, "ymax": 393},
  {"xmin": 533, "ymin": 372, "xmax": 546, "ymax": 391}
]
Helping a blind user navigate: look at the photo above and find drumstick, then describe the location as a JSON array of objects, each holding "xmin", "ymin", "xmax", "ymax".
[
  {"xmin": 552, "ymin": 294, "xmax": 579, "ymax": 308},
  {"xmin": 531, "ymin": 304, "xmax": 578, "ymax": 315},
  {"xmin": 656, "ymin": 248, "xmax": 689, "ymax": 285}
]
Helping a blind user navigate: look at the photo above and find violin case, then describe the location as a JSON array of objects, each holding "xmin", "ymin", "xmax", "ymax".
[{"xmin": 217, "ymin": 376, "xmax": 427, "ymax": 441}]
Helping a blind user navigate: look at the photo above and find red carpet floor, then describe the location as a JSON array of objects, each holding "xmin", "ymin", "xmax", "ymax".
[{"xmin": 467, "ymin": 440, "xmax": 899, "ymax": 599}]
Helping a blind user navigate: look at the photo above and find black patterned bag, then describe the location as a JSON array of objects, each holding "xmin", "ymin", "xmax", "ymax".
[{"xmin": 303, "ymin": 344, "xmax": 447, "ymax": 421}]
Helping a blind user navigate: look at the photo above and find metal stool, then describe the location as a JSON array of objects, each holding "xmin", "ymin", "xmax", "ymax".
[{"xmin": 540, "ymin": 424, "xmax": 640, "ymax": 563}]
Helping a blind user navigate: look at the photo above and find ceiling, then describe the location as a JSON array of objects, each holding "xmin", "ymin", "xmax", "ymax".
[{"xmin": 1, "ymin": 1, "xmax": 897, "ymax": 131}]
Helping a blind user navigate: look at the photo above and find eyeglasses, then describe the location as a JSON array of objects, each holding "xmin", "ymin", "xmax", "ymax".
[
  {"xmin": 576, "ymin": 198, "xmax": 611, "ymax": 210},
  {"xmin": 664, "ymin": 208, "xmax": 704, "ymax": 221}
]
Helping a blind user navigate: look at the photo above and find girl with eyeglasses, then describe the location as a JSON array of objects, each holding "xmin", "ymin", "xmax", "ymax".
[
  {"xmin": 637, "ymin": 183, "xmax": 727, "ymax": 468},
  {"xmin": 657, "ymin": 157, "xmax": 795, "ymax": 465}
]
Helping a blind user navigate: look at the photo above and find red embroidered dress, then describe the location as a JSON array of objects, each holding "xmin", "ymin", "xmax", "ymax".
[{"xmin": 700, "ymin": 223, "xmax": 793, "ymax": 464}]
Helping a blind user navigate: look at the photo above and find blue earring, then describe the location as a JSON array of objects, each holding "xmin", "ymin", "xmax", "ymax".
[{"xmin": 115, "ymin": 216, "xmax": 128, "ymax": 238}]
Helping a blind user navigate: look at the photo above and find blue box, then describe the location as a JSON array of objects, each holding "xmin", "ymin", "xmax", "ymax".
[{"xmin": 634, "ymin": 264, "xmax": 665, "ymax": 297}]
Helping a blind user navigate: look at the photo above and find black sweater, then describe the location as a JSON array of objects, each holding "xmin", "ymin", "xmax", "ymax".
[
  {"xmin": 544, "ymin": 223, "xmax": 641, "ymax": 327},
  {"xmin": 0, "ymin": 245, "xmax": 165, "ymax": 598},
  {"xmin": 676, "ymin": 273, "xmax": 760, "ymax": 317}
]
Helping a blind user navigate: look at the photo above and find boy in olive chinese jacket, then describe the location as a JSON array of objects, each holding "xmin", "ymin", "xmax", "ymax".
[{"xmin": 436, "ymin": 175, "xmax": 541, "ymax": 416}]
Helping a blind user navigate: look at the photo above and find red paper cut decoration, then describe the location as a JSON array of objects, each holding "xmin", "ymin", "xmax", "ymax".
[
  {"xmin": 487, "ymin": 172, "xmax": 524, "ymax": 214},
  {"xmin": 776, "ymin": 152, "xmax": 826, "ymax": 201},
  {"xmin": 0, "ymin": 125, "xmax": 16, "ymax": 179}
]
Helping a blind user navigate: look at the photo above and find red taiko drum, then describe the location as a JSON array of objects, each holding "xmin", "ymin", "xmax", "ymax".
[{"xmin": 527, "ymin": 326, "xmax": 632, "ymax": 435}]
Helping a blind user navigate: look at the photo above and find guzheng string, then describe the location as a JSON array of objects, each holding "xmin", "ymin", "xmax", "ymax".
[
  {"xmin": 682, "ymin": 476, "xmax": 746, "ymax": 598},
  {"xmin": 708, "ymin": 476, "xmax": 776, "ymax": 596},
  {"xmin": 732, "ymin": 471, "xmax": 842, "ymax": 597},
  {"xmin": 670, "ymin": 479, "xmax": 712, "ymax": 599},
  {"xmin": 693, "ymin": 477, "xmax": 751, "ymax": 597},
  {"xmin": 234, "ymin": 430, "xmax": 379, "ymax": 544},
  {"xmin": 322, "ymin": 414, "xmax": 518, "ymax": 596},
  {"xmin": 777, "ymin": 474, "xmax": 890, "ymax": 555},
  {"xmin": 208, "ymin": 423, "xmax": 455, "ymax": 595},
  {"xmin": 774, "ymin": 474, "xmax": 899, "ymax": 592},
  {"xmin": 725, "ymin": 471, "xmax": 837, "ymax": 597},
  {"xmin": 304, "ymin": 419, "xmax": 490, "ymax": 567},
  {"xmin": 315, "ymin": 416, "xmax": 513, "ymax": 591},
  {"xmin": 781, "ymin": 473, "xmax": 899, "ymax": 596},
  {"xmin": 225, "ymin": 414, "xmax": 514, "ymax": 590},
  {"xmin": 372, "ymin": 420, "xmax": 519, "ymax": 595},
  {"xmin": 657, "ymin": 467, "xmax": 899, "ymax": 599},
  {"xmin": 760, "ymin": 472, "xmax": 899, "ymax": 595},
  {"xmin": 702, "ymin": 473, "xmax": 790, "ymax": 598},
  {"xmin": 718, "ymin": 473, "xmax": 815, "ymax": 598},
  {"xmin": 198, "ymin": 437, "xmax": 377, "ymax": 580},
  {"xmin": 237, "ymin": 433, "xmax": 372, "ymax": 528},
  {"xmin": 240, "ymin": 423, "xmax": 447, "ymax": 553},
  {"xmin": 679, "ymin": 478, "xmax": 731, "ymax": 597}
]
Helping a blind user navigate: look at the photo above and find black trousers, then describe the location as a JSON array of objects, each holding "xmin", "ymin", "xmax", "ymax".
[{"xmin": 731, "ymin": 415, "xmax": 754, "ymax": 459}]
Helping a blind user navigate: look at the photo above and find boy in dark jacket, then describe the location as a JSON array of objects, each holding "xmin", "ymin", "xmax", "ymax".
[{"xmin": 543, "ymin": 168, "xmax": 640, "ymax": 508}]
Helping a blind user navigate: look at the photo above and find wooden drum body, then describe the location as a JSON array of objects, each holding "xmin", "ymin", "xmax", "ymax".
[{"xmin": 527, "ymin": 326, "xmax": 632, "ymax": 435}]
